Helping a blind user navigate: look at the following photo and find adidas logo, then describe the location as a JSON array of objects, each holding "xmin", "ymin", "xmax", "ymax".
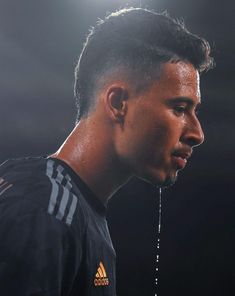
[{"xmin": 94, "ymin": 261, "xmax": 109, "ymax": 287}]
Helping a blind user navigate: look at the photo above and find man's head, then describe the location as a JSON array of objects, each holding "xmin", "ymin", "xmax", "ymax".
[
  {"xmin": 73, "ymin": 8, "xmax": 214, "ymax": 186},
  {"xmin": 74, "ymin": 7, "xmax": 213, "ymax": 122}
]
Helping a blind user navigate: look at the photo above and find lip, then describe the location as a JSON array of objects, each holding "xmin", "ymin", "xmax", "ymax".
[
  {"xmin": 171, "ymin": 155, "xmax": 187, "ymax": 170},
  {"xmin": 171, "ymin": 148, "xmax": 192, "ymax": 170}
]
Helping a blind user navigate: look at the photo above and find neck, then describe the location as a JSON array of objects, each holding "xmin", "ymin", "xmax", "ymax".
[{"xmin": 50, "ymin": 119, "xmax": 131, "ymax": 205}]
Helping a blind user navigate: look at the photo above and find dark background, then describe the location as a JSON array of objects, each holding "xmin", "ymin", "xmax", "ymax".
[{"xmin": 0, "ymin": 0, "xmax": 234, "ymax": 295}]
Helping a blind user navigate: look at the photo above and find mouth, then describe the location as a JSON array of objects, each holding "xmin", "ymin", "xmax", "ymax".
[
  {"xmin": 171, "ymin": 155, "xmax": 187, "ymax": 169},
  {"xmin": 171, "ymin": 150, "xmax": 192, "ymax": 170}
]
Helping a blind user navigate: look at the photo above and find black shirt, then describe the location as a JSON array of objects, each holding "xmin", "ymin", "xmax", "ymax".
[{"xmin": 0, "ymin": 156, "xmax": 116, "ymax": 295}]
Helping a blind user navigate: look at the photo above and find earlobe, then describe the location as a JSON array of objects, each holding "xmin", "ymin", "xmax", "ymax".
[{"xmin": 104, "ymin": 85, "xmax": 128, "ymax": 122}]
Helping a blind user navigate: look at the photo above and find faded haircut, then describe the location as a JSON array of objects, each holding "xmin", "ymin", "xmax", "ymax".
[{"xmin": 74, "ymin": 7, "xmax": 214, "ymax": 122}]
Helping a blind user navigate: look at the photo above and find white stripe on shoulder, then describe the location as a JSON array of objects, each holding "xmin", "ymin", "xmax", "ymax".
[
  {"xmin": 57, "ymin": 164, "xmax": 73, "ymax": 191},
  {"xmin": 46, "ymin": 160, "xmax": 60, "ymax": 215},
  {"xmin": 66, "ymin": 193, "xmax": 78, "ymax": 225},
  {"xmin": 46, "ymin": 160, "xmax": 68, "ymax": 216},
  {"xmin": 46, "ymin": 159, "xmax": 78, "ymax": 226},
  {"xmin": 55, "ymin": 187, "xmax": 70, "ymax": 221}
]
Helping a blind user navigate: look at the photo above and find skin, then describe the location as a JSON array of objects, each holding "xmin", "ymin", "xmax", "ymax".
[{"xmin": 51, "ymin": 61, "xmax": 204, "ymax": 205}]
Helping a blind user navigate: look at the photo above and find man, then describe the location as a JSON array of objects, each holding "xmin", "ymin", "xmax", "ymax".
[{"xmin": 0, "ymin": 7, "xmax": 213, "ymax": 296}]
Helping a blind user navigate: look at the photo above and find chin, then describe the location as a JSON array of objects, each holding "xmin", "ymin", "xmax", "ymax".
[
  {"xmin": 160, "ymin": 175, "xmax": 178, "ymax": 188},
  {"xmin": 138, "ymin": 169, "xmax": 178, "ymax": 188}
]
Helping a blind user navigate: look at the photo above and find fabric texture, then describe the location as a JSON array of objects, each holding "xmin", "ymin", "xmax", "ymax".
[{"xmin": 0, "ymin": 156, "xmax": 116, "ymax": 295}]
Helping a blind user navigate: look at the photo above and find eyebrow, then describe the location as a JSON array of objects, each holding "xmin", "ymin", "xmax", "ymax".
[{"xmin": 165, "ymin": 97, "xmax": 201, "ymax": 107}]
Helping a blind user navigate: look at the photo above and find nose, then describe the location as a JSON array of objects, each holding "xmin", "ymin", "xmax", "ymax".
[{"xmin": 182, "ymin": 116, "xmax": 204, "ymax": 148}]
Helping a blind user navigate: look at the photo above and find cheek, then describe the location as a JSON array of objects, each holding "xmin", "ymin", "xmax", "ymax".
[
  {"xmin": 148, "ymin": 115, "xmax": 183, "ymax": 158},
  {"xmin": 128, "ymin": 119, "xmax": 171, "ymax": 160},
  {"xmin": 120, "ymin": 104, "xmax": 182, "ymax": 159}
]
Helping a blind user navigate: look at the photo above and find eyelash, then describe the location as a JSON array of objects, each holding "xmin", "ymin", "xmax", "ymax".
[
  {"xmin": 174, "ymin": 106, "xmax": 200, "ymax": 117},
  {"xmin": 174, "ymin": 106, "xmax": 186, "ymax": 115}
]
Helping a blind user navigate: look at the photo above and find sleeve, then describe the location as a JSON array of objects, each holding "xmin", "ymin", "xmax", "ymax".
[{"xmin": 0, "ymin": 197, "xmax": 83, "ymax": 296}]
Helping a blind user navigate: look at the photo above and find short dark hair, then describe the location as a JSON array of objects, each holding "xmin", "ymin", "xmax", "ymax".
[{"xmin": 74, "ymin": 7, "xmax": 214, "ymax": 122}]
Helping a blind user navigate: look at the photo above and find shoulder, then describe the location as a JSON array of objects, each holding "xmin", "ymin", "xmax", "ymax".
[
  {"xmin": 0, "ymin": 157, "xmax": 50, "ymax": 205},
  {"xmin": 0, "ymin": 157, "xmax": 86, "ymax": 230}
]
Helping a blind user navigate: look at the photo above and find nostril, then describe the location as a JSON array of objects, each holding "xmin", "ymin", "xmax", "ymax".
[
  {"xmin": 182, "ymin": 127, "xmax": 204, "ymax": 148},
  {"xmin": 185, "ymin": 118, "xmax": 204, "ymax": 147},
  {"xmin": 191, "ymin": 132, "xmax": 204, "ymax": 147}
]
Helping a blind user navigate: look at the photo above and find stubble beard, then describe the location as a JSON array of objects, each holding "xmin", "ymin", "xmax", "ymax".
[
  {"xmin": 160, "ymin": 173, "xmax": 178, "ymax": 188},
  {"xmin": 138, "ymin": 169, "xmax": 178, "ymax": 189}
]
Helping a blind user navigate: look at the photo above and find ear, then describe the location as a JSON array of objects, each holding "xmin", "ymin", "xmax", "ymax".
[{"xmin": 104, "ymin": 84, "xmax": 129, "ymax": 122}]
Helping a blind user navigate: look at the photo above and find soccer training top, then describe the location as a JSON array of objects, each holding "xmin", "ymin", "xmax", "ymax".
[{"xmin": 0, "ymin": 156, "xmax": 116, "ymax": 296}]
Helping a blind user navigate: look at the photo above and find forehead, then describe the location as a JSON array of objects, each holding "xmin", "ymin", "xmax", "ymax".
[{"xmin": 152, "ymin": 61, "xmax": 201, "ymax": 101}]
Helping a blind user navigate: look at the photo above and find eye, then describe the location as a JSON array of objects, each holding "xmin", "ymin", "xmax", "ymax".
[{"xmin": 174, "ymin": 105, "xmax": 186, "ymax": 116}]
